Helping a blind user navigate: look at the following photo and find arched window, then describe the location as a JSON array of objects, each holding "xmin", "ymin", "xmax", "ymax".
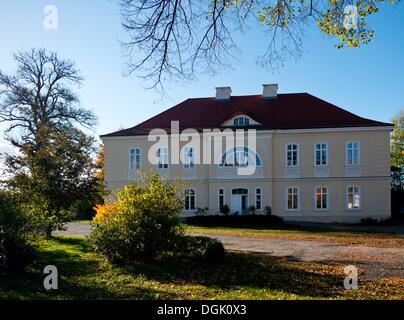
[
  {"xmin": 347, "ymin": 186, "xmax": 361, "ymax": 209},
  {"xmin": 346, "ymin": 141, "xmax": 360, "ymax": 165},
  {"xmin": 129, "ymin": 147, "xmax": 141, "ymax": 171},
  {"xmin": 233, "ymin": 116, "xmax": 250, "ymax": 126},
  {"xmin": 314, "ymin": 142, "xmax": 328, "ymax": 166},
  {"xmin": 184, "ymin": 189, "xmax": 196, "ymax": 211},
  {"xmin": 220, "ymin": 147, "xmax": 262, "ymax": 167},
  {"xmin": 286, "ymin": 187, "xmax": 300, "ymax": 210},
  {"xmin": 285, "ymin": 143, "xmax": 299, "ymax": 167}
]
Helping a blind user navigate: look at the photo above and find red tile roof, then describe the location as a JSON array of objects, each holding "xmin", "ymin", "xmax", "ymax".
[{"xmin": 101, "ymin": 93, "xmax": 391, "ymax": 137}]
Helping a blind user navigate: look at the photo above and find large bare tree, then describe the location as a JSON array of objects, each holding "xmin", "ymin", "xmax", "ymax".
[
  {"xmin": 119, "ymin": 0, "xmax": 399, "ymax": 90},
  {"xmin": 0, "ymin": 49, "xmax": 98, "ymax": 236}
]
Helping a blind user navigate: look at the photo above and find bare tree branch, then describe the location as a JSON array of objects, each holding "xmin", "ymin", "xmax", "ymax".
[
  {"xmin": 118, "ymin": 0, "xmax": 399, "ymax": 90},
  {"xmin": 0, "ymin": 48, "xmax": 96, "ymax": 150}
]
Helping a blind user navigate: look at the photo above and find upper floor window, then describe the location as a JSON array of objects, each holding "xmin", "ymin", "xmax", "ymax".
[
  {"xmin": 315, "ymin": 142, "xmax": 328, "ymax": 166},
  {"xmin": 315, "ymin": 186, "xmax": 329, "ymax": 210},
  {"xmin": 286, "ymin": 187, "xmax": 300, "ymax": 210},
  {"xmin": 184, "ymin": 189, "xmax": 196, "ymax": 211},
  {"xmin": 156, "ymin": 147, "xmax": 169, "ymax": 169},
  {"xmin": 347, "ymin": 186, "xmax": 361, "ymax": 209},
  {"xmin": 129, "ymin": 148, "xmax": 141, "ymax": 171},
  {"xmin": 286, "ymin": 143, "xmax": 299, "ymax": 167},
  {"xmin": 183, "ymin": 146, "xmax": 195, "ymax": 168},
  {"xmin": 220, "ymin": 147, "xmax": 261, "ymax": 167},
  {"xmin": 233, "ymin": 117, "xmax": 250, "ymax": 126},
  {"xmin": 346, "ymin": 141, "xmax": 360, "ymax": 165}
]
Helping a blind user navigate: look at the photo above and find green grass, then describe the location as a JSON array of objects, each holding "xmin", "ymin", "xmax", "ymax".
[
  {"xmin": 185, "ymin": 224, "xmax": 404, "ymax": 248},
  {"xmin": 0, "ymin": 236, "xmax": 403, "ymax": 300}
]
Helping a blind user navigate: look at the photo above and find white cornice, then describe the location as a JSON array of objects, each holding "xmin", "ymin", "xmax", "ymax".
[{"xmin": 100, "ymin": 126, "xmax": 393, "ymax": 141}]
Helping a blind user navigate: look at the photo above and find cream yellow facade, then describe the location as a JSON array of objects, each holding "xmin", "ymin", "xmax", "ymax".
[{"xmin": 102, "ymin": 126, "xmax": 392, "ymax": 223}]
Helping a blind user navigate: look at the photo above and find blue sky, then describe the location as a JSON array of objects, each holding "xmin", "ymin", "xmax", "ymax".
[{"xmin": 0, "ymin": 0, "xmax": 403, "ymax": 153}]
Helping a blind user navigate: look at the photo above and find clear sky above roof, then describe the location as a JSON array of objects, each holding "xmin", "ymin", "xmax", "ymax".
[{"xmin": 0, "ymin": 0, "xmax": 403, "ymax": 152}]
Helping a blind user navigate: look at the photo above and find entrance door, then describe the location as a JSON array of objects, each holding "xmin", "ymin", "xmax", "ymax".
[
  {"xmin": 231, "ymin": 188, "xmax": 248, "ymax": 215},
  {"xmin": 231, "ymin": 195, "xmax": 242, "ymax": 214}
]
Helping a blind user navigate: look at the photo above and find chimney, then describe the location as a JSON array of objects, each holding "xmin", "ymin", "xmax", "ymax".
[
  {"xmin": 215, "ymin": 86, "xmax": 232, "ymax": 101},
  {"xmin": 263, "ymin": 84, "xmax": 278, "ymax": 99}
]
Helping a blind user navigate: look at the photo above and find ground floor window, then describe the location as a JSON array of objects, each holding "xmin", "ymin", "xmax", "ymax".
[
  {"xmin": 286, "ymin": 187, "xmax": 299, "ymax": 210},
  {"xmin": 184, "ymin": 189, "xmax": 196, "ymax": 211},
  {"xmin": 255, "ymin": 188, "xmax": 262, "ymax": 210},
  {"xmin": 347, "ymin": 186, "xmax": 361, "ymax": 209},
  {"xmin": 218, "ymin": 188, "xmax": 224, "ymax": 210},
  {"xmin": 315, "ymin": 186, "xmax": 328, "ymax": 210}
]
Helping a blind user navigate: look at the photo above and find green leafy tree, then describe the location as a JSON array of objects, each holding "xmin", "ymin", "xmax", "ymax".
[
  {"xmin": 72, "ymin": 143, "xmax": 106, "ymax": 220},
  {"xmin": 391, "ymin": 109, "xmax": 404, "ymax": 169},
  {"xmin": 390, "ymin": 110, "xmax": 404, "ymax": 217},
  {"xmin": 0, "ymin": 190, "xmax": 35, "ymax": 273},
  {"xmin": 0, "ymin": 49, "xmax": 97, "ymax": 237},
  {"xmin": 119, "ymin": 0, "xmax": 399, "ymax": 89}
]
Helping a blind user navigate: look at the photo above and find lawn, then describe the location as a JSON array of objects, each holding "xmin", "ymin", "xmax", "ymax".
[
  {"xmin": 0, "ymin": 236, "xmax": 403, "ymax": 300},
  {"xmin": 185, "ymin": 224, "xmax": 404, "ymax": 248}
]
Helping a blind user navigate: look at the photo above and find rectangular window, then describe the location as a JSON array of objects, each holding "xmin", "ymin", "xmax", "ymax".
[
  {"xmin": 184, "ymin": 189, "xmax": 196, "ymax": 211},
  {"xmin": 346, "ymin": 142, "xmax": 360, "ymax": 165},
  {"xmin": 315, "ymin": 186, "xmax": 328, "ymax": 210},
  {"xmin": 129, "ymin": 148, "xmax": 141, "ymax": 171},
  {"xmin": 287, "ymin": 187, "xmax": 299, "ymax": 210},
  {"xmin": 315, "ymin": 143, "xmax": 328, "ymax": 166},
  {"xmin": 157, "ymin": 147, "xmax": 169, "ymax": 169},
  {"xmin": 347, "ymin": 186, "xmax": 361, "ymax": 209},
  {"xmin": 218, "ymin": 189, "xmax": 224, "ymax": 210},
  {"xmin": 184, "ymin": 147, "xmax": 195, "ymax": 168},
  {"xmin": 255, "ymin": 188, "xmax": 262, "ymax": 210},
  {"xmin": 286, "ymin": 144, "xmax": 299, "ymax": 166}
]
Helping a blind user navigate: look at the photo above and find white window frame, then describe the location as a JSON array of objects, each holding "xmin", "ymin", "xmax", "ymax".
[
  {"xmin": 314, "ymin": 185, "xmax": 329, "ymax": 211},
  {"xmin": 314, "ymin": 142, "xmax": 329, "ymax": 166},
  {"xmin": 345, "ymin": 141, "xmax": 360, "ymax": 165},
  {"xmin": 184, "ymin": 189, "xmax": 196, "ymax": 211},
  {"xmin": 156, "ymin": 147, "xmax": 169, "ymax": 169},
  {"xmin": 218, "ymin": 188, "xmax": 225, "ymax": 211},
  {"xmin": 233, "ymin": 116, "xmax": 250, "ymax": 126},
  {"xmin": 285, "ymin": 143, "xmax": 300, "ymax": 167},
  {"xmin": 220, "ymin": 147, "xmax": 262, "ymax": 167},
  {"xmin": 255, "ymin": 188, "xmax": 263, "ymax": 210},
  {"xmin": 346, "ymin": 185, "xmax": 361, "ymax": 210},
  {"xmin": 183, "ymin": 146, "xmax": 195, "ymax": 169},
  {"xmin": 285, "ymin": 187, "xmax": 300, "ymax": 211},
  {"xmin": 128, "ymin": 147, "xmax": 141, "ymax": 173}
]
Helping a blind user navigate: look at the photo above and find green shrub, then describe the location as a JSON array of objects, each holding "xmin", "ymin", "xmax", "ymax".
[
  {"xmin": 247, "ymin": 205, "xmax": 256, "ymax": 214},
  {"xmin": 220, "ymin": 204, "xmax": 230, "ymax": 216},
  {"xmin": 0, "ymin": 191, "xmax": 34, "ymax": 273},
  {"xmin": 88, "ymin": 218, "xmax": 127, "ymax": 264},
  {"xmin": 176, "ymin": 236, "xmax": 225, "ymax": 261},
  {"xmin": 195, "ymin": 207, "xmax": 209, "ymax": 216},
  {"xmin": 264, "ymin": 206, "xmax": 272, "ymax": 215},
  {"xmin": 89, "ymin": 174, "xmax": 184, "ymax": 263}
]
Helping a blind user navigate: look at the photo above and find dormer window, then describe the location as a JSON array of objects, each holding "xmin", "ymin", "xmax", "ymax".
[
  {"xmin": 221, "ymin": 113, "xmax": 260, "ymax": 127},
  {"xmin": 233, "ymin": 117, "xmax": 250, "ymax": 126}
]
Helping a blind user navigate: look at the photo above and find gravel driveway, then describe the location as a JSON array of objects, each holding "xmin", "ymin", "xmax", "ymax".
[{"xmin": 57, "ymin": 222, "xmax": 404, "ymax": 279}]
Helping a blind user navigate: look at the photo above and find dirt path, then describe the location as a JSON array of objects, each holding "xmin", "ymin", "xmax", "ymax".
[
  {"xmin": 189, "ymin": 233, "xmax": 404, "ymax": 279},
  {"xmin": 57, "ymin": 222, "xmax": 404, "ymax": 279}
]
